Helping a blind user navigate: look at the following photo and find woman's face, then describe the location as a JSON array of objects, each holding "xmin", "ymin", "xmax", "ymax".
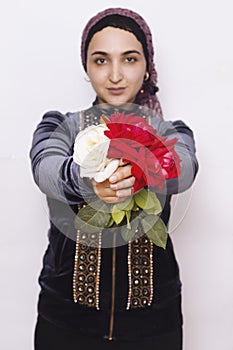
[{"xmin": 86, "ymin": 26, "xmax": 147, "ymax": 108}]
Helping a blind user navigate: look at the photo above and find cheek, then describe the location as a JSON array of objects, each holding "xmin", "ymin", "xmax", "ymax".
[
  {"xmin": 88, "ymin": 69, "xmax": 106, "ymax": 87},
  {"xmin": 127, "ymin": 67, "xmax": 145, "ymax": 85},
  {"xmin": 130, "ymin": 73, "xmax": 145, "ymax": 90}
]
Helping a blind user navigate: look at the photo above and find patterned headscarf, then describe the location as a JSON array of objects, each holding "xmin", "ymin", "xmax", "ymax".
[{"xmin": 81, "ymin": 7, "xmax": 163, "ymax": 119}]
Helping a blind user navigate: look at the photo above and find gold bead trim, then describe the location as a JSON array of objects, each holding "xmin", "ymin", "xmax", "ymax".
[
  {"xmin": 127, "ymin": 233, "xmax": 154, "ymax": 309},
  {"xmin": 73, "ymin": 204, "xmax": 102, "ymax": 309},
  {"xmin": 73, "ymin": 227, "xmax": 102, "ymax": 309}
]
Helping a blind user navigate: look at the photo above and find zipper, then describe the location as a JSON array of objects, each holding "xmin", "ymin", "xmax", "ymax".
[{"xmin": 108, "ymin": 231, "xmax": 117, "ymax": 340}]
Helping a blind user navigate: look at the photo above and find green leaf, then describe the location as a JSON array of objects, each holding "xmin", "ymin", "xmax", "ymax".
[
  {"xmin": 141, "ymin": 216, "xmax": 168, "ymax": 250},
  {"xmin": 121, "ymin": 217, "xmax": 139, "ymax": 242},
  {"xmin": 112, "ymin": 205, "xmax": 125, "ymax": 225},
  {"xmin": 134, "ymin": 189, "xmax": 162, "ymax": 214},
  {"xmin": 106, "ymin": 216, "xmax": 115, "ymax": 228},
  {"xmin": 75, "ymin": 201, "xmax": 111, "ymax": 233},
  {"xmin": 90, "ymin": 199, "xmax": 113, "ymax": 214},
  {"xmin": 143, "ymin": 206, "xmax": 161, "ymax": 215},
  {"xmin": 140, "ymin": 214, "xmax": 159, "ymax": 232},
  {"xmin": 115, "ymin": 197, "xmax": 135, "ymax": 211}
]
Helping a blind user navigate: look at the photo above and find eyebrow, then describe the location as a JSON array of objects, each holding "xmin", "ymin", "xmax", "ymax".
[{"xmin": 91, "ymin": 50, "xmax": 142, "ymax": 56}]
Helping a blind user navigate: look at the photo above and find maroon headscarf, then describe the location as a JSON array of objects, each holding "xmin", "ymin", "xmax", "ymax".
[{"xmin": 81, "ymin": 8, "xmax": 163, "ymax": 119}]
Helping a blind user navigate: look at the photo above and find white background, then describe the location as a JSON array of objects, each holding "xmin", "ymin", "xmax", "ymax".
[{"xmin": 1, "ymin": 0, "xmax": 233, "ymax": 349}]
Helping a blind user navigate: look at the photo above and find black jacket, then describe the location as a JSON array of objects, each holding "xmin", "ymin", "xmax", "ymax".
[{"xmin": 30, "ymin": 105, "xmax": 198, "ymax": 340}]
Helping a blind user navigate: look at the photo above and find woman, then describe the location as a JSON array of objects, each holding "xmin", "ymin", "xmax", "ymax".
[{"xmin": 30, "ymin": 7, "xmax": 198, "ymax": 350}]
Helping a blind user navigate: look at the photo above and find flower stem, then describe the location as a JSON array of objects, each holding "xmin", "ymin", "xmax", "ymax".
[{"xmin": 126, "ymin": 211, "xmax": 131, "ymax": 229}]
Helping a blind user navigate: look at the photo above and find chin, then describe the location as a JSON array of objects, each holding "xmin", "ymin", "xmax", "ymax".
[{"xmin": 104, "ymin": 98, "xmax": 135, "ymax": 109}]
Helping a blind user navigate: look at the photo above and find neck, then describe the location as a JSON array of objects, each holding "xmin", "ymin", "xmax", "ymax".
[{"xmin": 93, "ymin": 98, "xmax": 142, "ymax": 114}]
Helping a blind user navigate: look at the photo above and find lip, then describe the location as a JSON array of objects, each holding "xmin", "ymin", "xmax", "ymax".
[{"xmin": 107, "ymin": 87, "xmax": 126, "ymax": 95}]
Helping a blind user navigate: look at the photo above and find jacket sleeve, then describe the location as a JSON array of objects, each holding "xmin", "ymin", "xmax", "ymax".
[
  {"xmin": 151, "ymin": 117, "xmax": 199, "ymax": 195},
  {"xmin": 29, "ymin": 111, "xmax": 96, "ymax": 204}
]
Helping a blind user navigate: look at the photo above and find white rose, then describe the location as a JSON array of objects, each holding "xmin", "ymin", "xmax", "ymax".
[{"xmin": 73, "ymin": 124, "xmax": 119, "ymax": 182}]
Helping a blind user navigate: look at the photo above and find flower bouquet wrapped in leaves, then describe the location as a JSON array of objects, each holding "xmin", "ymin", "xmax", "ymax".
[{"xmin": 73, "ymin": 112, "xmax": 181, "ymax": 249}]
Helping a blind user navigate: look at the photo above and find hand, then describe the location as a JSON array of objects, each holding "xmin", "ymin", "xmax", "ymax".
[{"xmin": 92, "ymin": 161, "xmax": 135, "ymax": 204}]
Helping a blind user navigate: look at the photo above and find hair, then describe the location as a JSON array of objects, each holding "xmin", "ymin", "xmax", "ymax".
[{"xmin": 81, "ymin": 8, "xmax": 163, "ymax": 119}]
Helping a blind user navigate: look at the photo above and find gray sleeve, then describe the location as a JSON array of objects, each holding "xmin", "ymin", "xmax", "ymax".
[
  {"xmin": 150, "ymin": 117, "xmax": 199, "ymax": 194},
  {"xmin": 29, "ymin": 111, "xmax": 96, "ymax": 204}
]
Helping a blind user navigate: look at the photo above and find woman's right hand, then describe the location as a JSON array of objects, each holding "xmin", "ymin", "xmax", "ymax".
[{"xmin": 92, "ymin": 163, "xmax": 135, "ymax": 203}]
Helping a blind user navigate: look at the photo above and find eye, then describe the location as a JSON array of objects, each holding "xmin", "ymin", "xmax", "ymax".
[
  {"xmin": 95, "ymin": 58, "xmax": 107, "ymax": 65},
  {"xmin": 125, "ymin": 57, "xmax": 136, "ymax": 63}
]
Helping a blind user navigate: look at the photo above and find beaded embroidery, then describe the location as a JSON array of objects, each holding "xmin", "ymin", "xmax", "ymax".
[
  {"xmin": 73, "ymin": 224, "xmax": 102, "ymax": 309},
  {"xmin": 127, "ymin": 232, "xmax": 154, "ymax": 309}
]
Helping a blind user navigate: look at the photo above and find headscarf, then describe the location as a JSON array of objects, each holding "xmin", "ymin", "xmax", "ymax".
[{"xmin": 80, "ymin": 8, "xmax": 163, "ymax": 119}]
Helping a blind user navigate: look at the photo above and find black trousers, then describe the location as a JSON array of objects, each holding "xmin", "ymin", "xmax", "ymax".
[{"xmin": 34, "ymin": 315, "xmax": 183, "ymax": 350}]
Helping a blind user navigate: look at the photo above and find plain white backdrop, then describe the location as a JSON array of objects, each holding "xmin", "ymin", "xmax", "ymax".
[{"xmin": 1, "ymin": 0, "xmax": 233, "ymax": 349}]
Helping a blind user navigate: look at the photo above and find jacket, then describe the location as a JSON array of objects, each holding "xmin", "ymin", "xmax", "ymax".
[{"xmin": 29, "ymin": 104, "xmax": 198, "ymax": 340}]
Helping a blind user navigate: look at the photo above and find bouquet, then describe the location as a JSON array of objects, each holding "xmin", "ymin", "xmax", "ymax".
[{"xmin": 73, "ymin": 112, "xmax": 181, "ymax": 249}]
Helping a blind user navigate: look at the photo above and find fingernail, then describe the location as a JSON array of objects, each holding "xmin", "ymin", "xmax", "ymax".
[
  {"xmin": 110, "ymin": 184, "xmax": 117, "ymax": 190},
  {"xmin": 109, "ymin": 175, "xmax": 117, "ymax": 183}
]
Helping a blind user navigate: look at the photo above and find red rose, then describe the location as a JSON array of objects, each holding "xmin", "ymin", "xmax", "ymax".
[
  {"xmin": 130, "ymin": 146, "xmax": 165, "ymax": 191},
  {"xmin": 103, "ymin": 112, "xmax": 181, "ymax": 192},
  {"xmin": 104, "ymin": 113, "xmax": 157, "ymax": 147},
  {"xmin": 107, "ymin": 138, "xmax": 144, "ymax": 162},
  {"xmin": 149, "ymin": 137, "xmax": 181, "ymax": 180}
]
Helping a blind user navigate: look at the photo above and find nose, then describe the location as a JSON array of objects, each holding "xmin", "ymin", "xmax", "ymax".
[{"xmin": 109, "ymin": 61, "xmax": 123, "ymax": 83}]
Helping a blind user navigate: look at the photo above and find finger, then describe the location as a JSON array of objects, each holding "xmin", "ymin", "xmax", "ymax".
[
  {"xmin": 92, "ymin": 178, "xmax": 132, "ymax": 203},
  {"xmin": 92, "ymin": 180, "xmax": 131, "ymax": 203},
  {"xmin": 116, "ymin": 187, "xmax": 134, "ymax": 198},
  {"xmin": 109, "ymin": 164, "xmax": 132, "ymax": 183},
  {"xmin": 92, "ymin": 183, "xmax": 116, "ymax": 198},
  {"xmin": 110, "ymin": 176, "xmax": 135, "ymax": 190}
]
